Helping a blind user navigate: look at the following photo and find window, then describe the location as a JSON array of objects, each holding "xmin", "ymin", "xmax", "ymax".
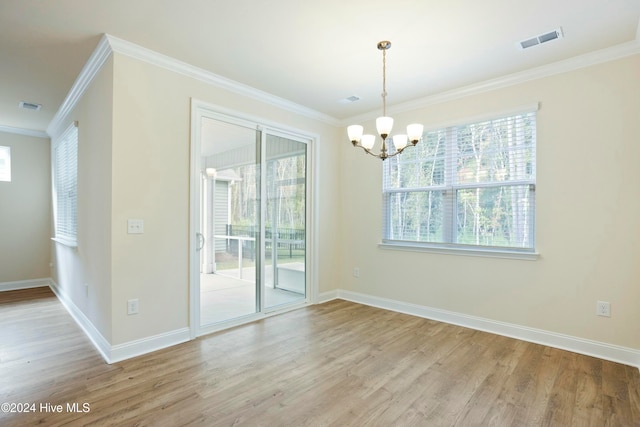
[
  {"xmin": 53, "ymin": 123, "xmax": 78, "ymax": 245},
  {"xmin": 0, "ymin": 146, "xmax": 10, "ymax": 182},
  {"xmin": 383, "ymin": 109, "xmax": 536, "ymax": 254}
]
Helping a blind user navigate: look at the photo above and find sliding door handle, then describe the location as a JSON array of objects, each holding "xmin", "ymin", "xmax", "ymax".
[{"xmin": 196, "ymin": 232, "xmax": 205, "ymax": 251}]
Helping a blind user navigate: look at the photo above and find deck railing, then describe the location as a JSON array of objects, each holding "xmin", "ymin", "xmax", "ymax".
[{"xmin": 219, "ymin": 224, "xmax": 305, "ymax": 259}]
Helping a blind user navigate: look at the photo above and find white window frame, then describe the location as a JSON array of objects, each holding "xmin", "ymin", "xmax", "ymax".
[
  {"xmin": 380, "ymin": 105, "xmax": 539, "ymax": 260},
  {"xmin": 0, "ymin": 146, "xmax": 10, "ymax": 182},
  {"xmin": 52, "ymin": 122, "xmax": 79, "ymax": 247}
]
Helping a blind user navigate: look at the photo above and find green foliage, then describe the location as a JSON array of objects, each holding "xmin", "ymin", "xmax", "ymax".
[{"xmin": 228, "ymin": 143, "xmax": 306, "ymax": 232}]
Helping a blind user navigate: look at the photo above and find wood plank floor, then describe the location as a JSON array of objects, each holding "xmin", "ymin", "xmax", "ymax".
[{"xmin": 1, "ymin": 287, "xmax": 639, "ymax": 426}]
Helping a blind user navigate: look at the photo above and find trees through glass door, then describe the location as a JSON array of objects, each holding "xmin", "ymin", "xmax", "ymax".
[{"xmin": 197, "ymin": 117, "xmax": 307, "ymax": 328}]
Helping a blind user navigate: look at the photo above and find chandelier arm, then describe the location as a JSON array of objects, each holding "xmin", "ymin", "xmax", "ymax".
[
  {"xmin": 359, "ymin": 146, "xmax": 383, "ymax": 159},
  {"xmin": 384, "ymin": 150, "xmax": 403, "ymax": 160},
  {"xmin": 380, "ymin": 144, "xmax": 418, "ymax": 160},
  {"xmin": 356, "ymin": 141, "xmax": 416, "ymax": 160}
]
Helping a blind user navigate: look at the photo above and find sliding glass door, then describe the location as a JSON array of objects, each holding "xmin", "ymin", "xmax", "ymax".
[
  {"xmin": 196, "ymin": 115, "xmax": 307, "ymax": 330},
  {"xmin": 199, "ymin": 119, "xmax": 260, "ymax": 325},
  {"xmin": 264, "ymin": 134, "xmax": 307, "ymax": 310}
]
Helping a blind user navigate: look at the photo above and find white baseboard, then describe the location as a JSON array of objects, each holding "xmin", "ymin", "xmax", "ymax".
[
  {"xmin": 49, "ymin": 280, "xmax": 112, "ymax": 363},
  {"xmin": 109, "ymin": 328, "xmax": 191, "ymax": 364},
  {"xmin": 0, "ymin": 278, "xmax": 51, "ymax": 292},
  {"xmin": 317, "ymin": 289, "xmax": 339, "ymax": 303},
  {"xmin": 332, "ymin": 289, "xmax": 640, "ymax": 369},
  {"xmin": 49, "ymin": 280, "xmax": 191, "ymax": 364}
]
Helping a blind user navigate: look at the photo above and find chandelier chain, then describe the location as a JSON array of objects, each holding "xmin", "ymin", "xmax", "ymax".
[{"xmin": 381, "ymin": 48, "xmax": 387, "ymax": 116}]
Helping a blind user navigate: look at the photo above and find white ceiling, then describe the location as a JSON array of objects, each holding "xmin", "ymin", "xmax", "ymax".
[{"xmin": 1, "ymin": 0, "xmax": 639, "ymax": 134}]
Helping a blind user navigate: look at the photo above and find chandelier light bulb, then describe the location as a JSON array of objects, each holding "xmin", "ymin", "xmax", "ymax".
[
  {"xmin": 347, "ymin": 125, "xmax": 363, "ymax": 143},
  {"xmin": 376, "ymin": 116, "xmax": 394, "ymax": 138},
  {"xmin": 361, "ymin": 134, "xmax": 376, "ymax": 150},
  {"xmin": 407, "ymin": 124, "xmax": 424, "ymax": 143},
  {"xmin": 393, "ymin": 134, "xmax": 408, "ymax": 150}
]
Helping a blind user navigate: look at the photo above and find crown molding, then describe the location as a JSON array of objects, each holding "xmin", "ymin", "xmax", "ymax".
[
  {"xmin": 46, "ymin": 34, "xmax": 113, "ymax": 138},
  {"xmin": 0, "ymin": 125, "xmax": 49, "ymax": 139},
  {"xmin": 47, "ymin": 32, "xmax": 639, "ymax": 134},
  {"xmin": 342, "ymin": 39, "xmax": 640, "ymax": 126},
  {"xmin": 104, "ymin": 34, "xmax": 340, "ymax": 127},
  {"xmin": 46, "ymin": 33, "xmax": 340, "ymax": 135}
]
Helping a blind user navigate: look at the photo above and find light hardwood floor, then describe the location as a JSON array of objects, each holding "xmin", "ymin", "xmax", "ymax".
[{"xmin": 1, "ymin": 287, "xmax": 639, "ymax": 426}]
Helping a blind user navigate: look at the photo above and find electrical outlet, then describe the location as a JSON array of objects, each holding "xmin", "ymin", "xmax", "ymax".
[
  {"xmin": 353, "ymin": 267, "xmax": 360, "ymax": 278},
  {"xmin": 596, "ymin": 301, "xmax": 610, "ymax": 317},
  {"xmin": 127, "ymin": 219, "xmax": 144, "ymax": 234},
  {"xmin": 127, "ymin": 299, "xmax": 139, "ymax": 315}
]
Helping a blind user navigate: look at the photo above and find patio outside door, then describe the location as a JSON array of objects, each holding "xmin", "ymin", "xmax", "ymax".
[
  {"xmin": 264, "ymin": 134, "xmax": 307, "ymax": 310},
  {"xmin": 194, "ymin": 113, "xmax": 307, "ymax": 332}
]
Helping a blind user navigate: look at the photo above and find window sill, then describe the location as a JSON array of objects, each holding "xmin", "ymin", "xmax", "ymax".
[
  {"xmin": 51, "ymin": 237, "xmax": 78, "ymax": 248},
  {"xmin": 379, "ymin": 241, "xmax": 539, "ymax": 261}
]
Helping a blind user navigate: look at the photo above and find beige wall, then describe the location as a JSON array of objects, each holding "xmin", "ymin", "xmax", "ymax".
[
  {"xmin": 109, "ymin": 53, "xmax": 342, "ymax": 344},
  {"xmin": 339, "ymin": 55, "xmax": 640, "ymax": 350},
  {"xmin": 51, "ymin": 56, "xmax": 114, "ymax": 340},
  {"xmin": 0, "ymin": 132, "xmax": 51, "ymax": 283}
]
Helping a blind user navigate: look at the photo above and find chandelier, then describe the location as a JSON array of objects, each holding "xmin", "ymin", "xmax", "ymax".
[{"xmin": 347, "ymin": 41, "xmax": 423, "ymax": 160}]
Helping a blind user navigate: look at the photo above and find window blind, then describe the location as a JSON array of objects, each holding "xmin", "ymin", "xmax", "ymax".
[
  {"xmin": 383, "ymin": 111, "xmax": 536, "ymax": 250},
  {"xmin": 54, "ymin": 124, "xmax": 78, "ymax": 244}
]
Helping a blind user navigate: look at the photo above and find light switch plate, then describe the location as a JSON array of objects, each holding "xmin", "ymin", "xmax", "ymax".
[{"xmin": 127, "ymin": 219, "xmax": 144, "ymax": 234}]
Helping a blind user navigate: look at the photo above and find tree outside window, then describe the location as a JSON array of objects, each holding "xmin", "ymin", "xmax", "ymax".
[{"xmin": 383, "ymin": 111, "xmax": 536, "ymax": 251}]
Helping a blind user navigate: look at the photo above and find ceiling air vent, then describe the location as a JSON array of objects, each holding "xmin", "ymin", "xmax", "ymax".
[
  {"xmin": 339, "ymin": 95, "xmax": 361, "ymax": 104},
  {"xmin": 519, "ymin": 28, "xmax": 564, "ymax": 50},
  {"xmin": 19, "ymin": 101, "xmax": 42, "ymax": 111}
]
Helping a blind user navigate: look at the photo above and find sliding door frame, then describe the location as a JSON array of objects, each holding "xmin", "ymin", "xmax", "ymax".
[{"xmin": 189, "ymin": 99, "xmax": 318, "ymax": 339}]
